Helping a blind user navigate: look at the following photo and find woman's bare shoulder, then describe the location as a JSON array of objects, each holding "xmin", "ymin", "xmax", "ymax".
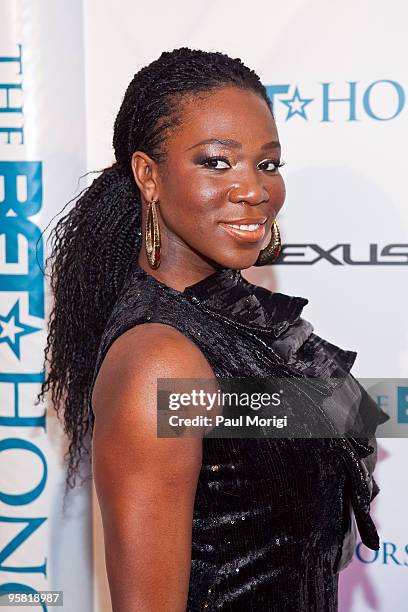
[
  {"xmin": 91, "ymin": 322, "xmax": 216, "ymax": 424},
  {"xmin": 117, "ymin": 322, "xmax": 211, "ymax": 365}
]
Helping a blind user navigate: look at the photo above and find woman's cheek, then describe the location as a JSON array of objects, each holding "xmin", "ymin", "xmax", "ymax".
[
  {"xmin": 191, "ymin": 183, "xmax": 222, "ymax": 207},
  {"xmin": 274, "ymin": 179, "xmax": 286, "ymax": 213}
]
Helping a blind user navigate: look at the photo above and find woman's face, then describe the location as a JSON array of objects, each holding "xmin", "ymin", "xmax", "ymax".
[{"xmin": 136, "ymin": 85, "xmax": 286, "ymax": 271}]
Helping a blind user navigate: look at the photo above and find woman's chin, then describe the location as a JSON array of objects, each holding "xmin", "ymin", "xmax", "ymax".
[{"xmin": 214, "ymin": 253, "xmax": 262, "ymax": 270}]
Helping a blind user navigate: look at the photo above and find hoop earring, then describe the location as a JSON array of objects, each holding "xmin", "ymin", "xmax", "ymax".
[
  {"xmin": 145, "ymin": 198, "xmax": 161, "ymax": 269},
  {"xmin": 254, "ymin": 219, "xmax": 281, "ymax": 266}
]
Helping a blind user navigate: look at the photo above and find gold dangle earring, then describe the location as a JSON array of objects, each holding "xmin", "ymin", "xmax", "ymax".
[
  {"xmin": 145, "ymin": 198, "xmax": 161, "ymax": 269},
  {"xmin": 254, "ymin": 219, "xmax": 282, "ymax": 266}
]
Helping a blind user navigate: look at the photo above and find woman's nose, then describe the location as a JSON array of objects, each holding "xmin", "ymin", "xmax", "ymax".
[{"xmin": 228, "ymin": 173, "xmax": 269, "ymax": 206}]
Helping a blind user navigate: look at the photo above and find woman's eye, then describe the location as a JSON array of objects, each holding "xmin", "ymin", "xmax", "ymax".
[
  {"xmin": 258, "ymin": 159, "xmax": 285, "ymax": 172},
  {"xmin": 201, "ymin": 157, "xmax": 230, "ymax": 170},
  {"xmin": 199, "ymin": 157, "xmax": 285, "ymax": 172}
]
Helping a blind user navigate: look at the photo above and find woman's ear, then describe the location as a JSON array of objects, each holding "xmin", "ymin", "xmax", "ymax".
[{"xmin": 130, "ymin": 151, "xmax": 159, "ymax": 203}]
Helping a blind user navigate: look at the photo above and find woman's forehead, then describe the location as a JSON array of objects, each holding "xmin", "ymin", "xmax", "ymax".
[{"xmin": 168, "ymin": 87, "xmax": 277, "ymax": 148}]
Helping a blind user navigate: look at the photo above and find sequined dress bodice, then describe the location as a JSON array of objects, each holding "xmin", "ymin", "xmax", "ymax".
[{"xmin": 89, "ymin": 264, "xmax": 385, "ymax": 612}]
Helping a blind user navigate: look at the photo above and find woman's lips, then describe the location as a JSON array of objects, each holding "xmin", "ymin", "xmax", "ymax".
[{"xmin": 218, "ymin": 222, "xmax": 266, "ymax": 243}]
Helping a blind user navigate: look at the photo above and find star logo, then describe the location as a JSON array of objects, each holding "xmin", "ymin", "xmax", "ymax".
[
  {"xmin": 280, "ymin": 87, "xmax": 314, "ymax": 120},
  {"xmin": 0, "ymin": 300, "xmax": 41, "ymax": 359}
]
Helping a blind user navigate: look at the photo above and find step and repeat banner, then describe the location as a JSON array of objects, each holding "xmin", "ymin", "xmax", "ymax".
[
  {"xmin": 0, "ymin": 2, "xmax": 93, "ymax": 611},
  {"xmin": 1, "ymin": 1, "xmax": 407, "ymax": 611}
]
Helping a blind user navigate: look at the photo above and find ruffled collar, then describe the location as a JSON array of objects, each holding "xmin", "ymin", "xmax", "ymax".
[
  {"xmin": 132, "ymin": 264, "xmax": 309, "ymax": 339},
  {"xmin": 182, "ymin": 267, "xmax": 309, "ymax": 339},
  {"xmin": 131, "ymin": 264, "xmax": 362, "ymax": 381}
]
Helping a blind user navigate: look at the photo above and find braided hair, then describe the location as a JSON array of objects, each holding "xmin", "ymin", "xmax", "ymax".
[{"xmin": 36, "ymin": 47, "xmax": 273, "ymax": 492}]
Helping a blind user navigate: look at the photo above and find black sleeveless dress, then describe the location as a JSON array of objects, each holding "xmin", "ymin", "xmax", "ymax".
[{"xmin": 89, "ymin": 264, "xmax": 386, "ymax": 612}]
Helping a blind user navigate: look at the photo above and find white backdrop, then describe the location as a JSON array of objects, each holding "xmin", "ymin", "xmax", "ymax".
[{"xmin": 1, "ymin": 1, "xmax": 407, "ymax": 611}]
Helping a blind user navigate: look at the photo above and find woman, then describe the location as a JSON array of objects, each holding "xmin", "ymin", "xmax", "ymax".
[{"xmin": 38, "ymin": 47, "xmax": 387, "ymax": 611}]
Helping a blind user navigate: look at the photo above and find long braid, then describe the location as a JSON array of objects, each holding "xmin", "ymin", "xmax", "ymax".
[{"xmin": 37, "ymin": 47, "xmax": 272, "ymax": 491}]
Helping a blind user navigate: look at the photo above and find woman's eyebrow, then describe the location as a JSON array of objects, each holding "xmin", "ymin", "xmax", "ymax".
[{"xmin": 185, "ymin": 138, "xmax": 281, "ymax": 151}]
